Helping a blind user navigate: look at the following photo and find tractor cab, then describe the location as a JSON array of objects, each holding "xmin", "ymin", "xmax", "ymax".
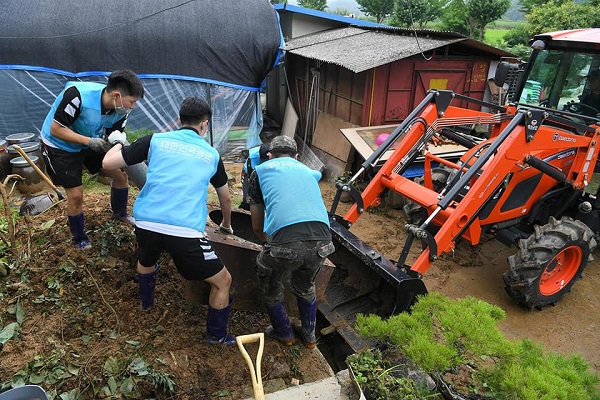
[{"xmin": 497, "ymin": 30, "xmax": 600, "ymax": 123}]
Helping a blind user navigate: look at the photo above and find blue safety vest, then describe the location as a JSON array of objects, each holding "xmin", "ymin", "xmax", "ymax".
[
  {"xmin": 255, "ymin": 157, "xmax": 329, "ymax": 236},
  {"xmin": 41, "ymin": 82, "xmax": 123, "ymax": 152},
  {"xmin": 133, "ymin": 129, "xmax": 219, "ymax": 234},
  {"xmin": 243, "ymin": 146, "xmax": 264, "ymax": 173}
]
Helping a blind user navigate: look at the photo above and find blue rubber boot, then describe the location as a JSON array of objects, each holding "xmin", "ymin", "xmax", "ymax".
[
  {"xmin": 266, "ymin": 303, "xmax": 295, "ymax": 346},
  {"xmin": 111, "ymin": 185, "xmax": 135, "ymax": 224},
  {"xmin": 138, "ymin": 264, "xmax": 158, "ymax": 310},
  {"xmin": 296, "ymin": 297, "xmax": 317, "ymax": 349},
  {"xmin": 206, "ymin": 297, "xmax": 236, "ymax": 344},
  {"xmin": 67, "ymin": 213, "xmax": 91, "ymax": 250}
]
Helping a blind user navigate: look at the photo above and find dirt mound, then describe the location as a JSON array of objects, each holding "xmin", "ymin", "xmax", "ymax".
[{"xmin": 0, "ymin": 182, "xmax": 332, "ymax": 399}]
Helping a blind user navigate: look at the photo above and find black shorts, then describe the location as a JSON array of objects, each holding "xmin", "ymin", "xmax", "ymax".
[
  {"xmin": 135, "ymin": 227, "xmax": 224, "ymax": 281},
  {"xmin": 42, "ymin": 144, "xmax": 105, "ymax": 189}
]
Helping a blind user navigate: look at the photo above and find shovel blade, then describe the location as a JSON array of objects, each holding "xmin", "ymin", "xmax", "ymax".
[{"xmin": 19, "ymin": 193, "xmax": 57, "ymax": 216}]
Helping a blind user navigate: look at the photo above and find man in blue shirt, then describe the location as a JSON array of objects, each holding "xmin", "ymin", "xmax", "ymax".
[
  {"xmin": 248, "ymin": 135, "xmax": 334, "ymax": 349},
  {"xmin": 40, "ymin": 69, "xmax": 144, "ymax": 249},
  {"xmin": 239, "ymin": 142, "xmax": 269, "ymax": 211},
  {"xmin": 102, "ymin": 97, "xmax": 236, "ymax": 344}
]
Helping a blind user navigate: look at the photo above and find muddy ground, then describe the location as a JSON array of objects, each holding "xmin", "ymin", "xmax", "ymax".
[
  {"xmin": 0, "ymin": 161, "xmax": 598, "ymax": 400},
  {"xmin": 325, "ymin": 183, "xmax": 600, "ymax": 377}
]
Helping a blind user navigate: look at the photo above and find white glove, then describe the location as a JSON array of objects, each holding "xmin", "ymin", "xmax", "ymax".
[
  {"xmin": 88, "ymin": 138, "xmax": 111, "ymax": 152},
  {"xmin": 219, "ymin": 223, "xmax": 234, "ymax": 235},
  {"xmin": 108, "ymin": 130, "xmax": 128, "ymax": 145}
]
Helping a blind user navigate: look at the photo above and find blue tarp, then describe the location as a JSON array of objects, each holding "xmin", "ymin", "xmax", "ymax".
[{"xmin": 0, "ymin": 0, "xmax": 284, "ymax": 153}]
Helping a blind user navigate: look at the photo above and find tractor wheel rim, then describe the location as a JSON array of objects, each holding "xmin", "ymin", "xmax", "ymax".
[{"xmin": 539, "ymin": 245, "xmax": 582, "ymax": 296}]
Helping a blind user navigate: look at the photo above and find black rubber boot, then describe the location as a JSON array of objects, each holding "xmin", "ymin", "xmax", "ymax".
[
  {"xmin": 111, "ymin": 186, "xmax": 134, "ymax": 224},
  {"xmin": 296, "ymin": 297, "xmax": 317, "ymax": 349},
  {"xmin": 67, "ymin": 213, "xmax": 91, "ymax": 250},
  {"xmin": 138, "ymin": 264, "xmax": 158, "ymax": 310},
  {"xmin": 266, "ymin": 303, "xmax": 295, "ymax": 346},
  {"xmin": 206, "ymin": 297, "xmax": 236, "ymax": 345}
]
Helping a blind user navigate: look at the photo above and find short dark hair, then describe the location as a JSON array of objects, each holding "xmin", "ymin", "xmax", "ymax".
[
  {"xmin": 179, "ymin": 96, "xmax": 212, "ymax": 126},
  {"xmin": 106, "ymin": 69, "xmax": 144, "ymax": 98}
]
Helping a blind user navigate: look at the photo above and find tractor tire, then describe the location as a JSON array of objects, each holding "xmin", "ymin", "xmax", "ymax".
[
  {"xmin": 403, "ymin": 168, "xmax": 450, "ymax": 224},
  {"xmin": 503, "ymin": 216, "xmax": 597, "ymax": 310}
]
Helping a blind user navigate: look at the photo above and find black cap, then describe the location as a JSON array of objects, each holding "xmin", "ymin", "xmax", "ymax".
[{"xmin": 259, "ymin": 143, "xmax": 270, "ymax": 161}]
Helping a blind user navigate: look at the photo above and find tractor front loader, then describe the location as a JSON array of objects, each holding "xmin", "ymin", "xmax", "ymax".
[{"xmin": 321, "ymin": 28, "xmax": 600, "ymax": 352}]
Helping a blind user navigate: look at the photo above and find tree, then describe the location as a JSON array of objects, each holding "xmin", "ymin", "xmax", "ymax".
[
  {"xmin": 526, "ymin": 1, "xmax": 600, "ymax": 36},
  {"xmin": 330, "ymin": 7, "xmax": 353, "ymax": 16},
  {"xmin": 356, "ymin": 0, "xmax": 394, "ymax": 23},
  {"xmin": 391, "ymin": 0, "xmax": 445, "ymax": 28},
  {"xmin": 467, "ymin": 0, "xmax": 511, "ymax": 41},
  {"xmin": 517, "ymin": 0, "xmax": 566, "ymax": 14},
  {"xmin": 440, "ymin": 0, "xmax": 471, "ymax": 36},
  {"xmin": 270, "ymin": 0, "xmax": 287, "ymax": 4},
  {"xmin": 298, "ymin": 0, "xmax": 327, "ymax": 11}
]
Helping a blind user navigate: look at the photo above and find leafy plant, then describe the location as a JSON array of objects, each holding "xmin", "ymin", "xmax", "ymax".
[
  {"xmin": 96, "ymin": 219, "xmax": 134, "ymax": 257},
  {"xmin": 354, "ymin": 293, "xmax": 600, "ymax": 400},
  {"xmin": 101, "ymin": 355, "xmax": 175, "ymax": 398},
  {"xmin": 0, "ymin": 349, "xmax": 78, "ymax": 392},
  {"xmin": 347, "ymin": 349, "xmax": 436, "ymax": 399}
]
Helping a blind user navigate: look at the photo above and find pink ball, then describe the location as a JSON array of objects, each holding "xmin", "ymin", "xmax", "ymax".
[{"xmin": 375, "ymin": 133, "xmax": 390, "ymax": 146}]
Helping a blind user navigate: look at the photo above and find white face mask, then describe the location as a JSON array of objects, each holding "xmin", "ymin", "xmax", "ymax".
[{"xmin": 113, "ymin": 93, "xmax": 130, "ymax": 115}]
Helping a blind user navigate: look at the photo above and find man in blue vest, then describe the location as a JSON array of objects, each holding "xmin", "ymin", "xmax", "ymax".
[
  {"xmin": 41, "ymin": 69, "xmax": 144, "ymax": 249},
  {"xmin": 239, "ymin": 142, "xmax": 270, "ymax": 211},
  {"xmin": 102, "ymin": 96, "xmax": 236, "ymax": 345},
  {"xmin": 248, "ymin": 135, "xmax": 334, "ymax": 349}
]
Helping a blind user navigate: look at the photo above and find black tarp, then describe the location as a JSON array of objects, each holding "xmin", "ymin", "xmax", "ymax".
[{"xmin": 0, "ymin": 0, "xmax": 283, "ymax": 89}]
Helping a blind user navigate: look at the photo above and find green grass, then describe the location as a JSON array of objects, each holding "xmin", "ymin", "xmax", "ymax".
[
  {"xmin": 485, "ymin": 20, "xmax": 527, "ymax": 45},
  {"xmin": 489, "ymin": 20, "xmax": 526, "ymax": 29},
  {"xmin": 485, "ymin": 29, "xmax": 508, "ymax": 45}
]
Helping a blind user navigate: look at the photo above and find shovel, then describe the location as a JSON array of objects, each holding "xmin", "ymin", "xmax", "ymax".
[
  {"xmin": 12, "ymin": 145, "xmax": 65, "ymax": 215},
  {"xmin": 236, "ymin": 333, "xmax": 265, "ymax": 400}
]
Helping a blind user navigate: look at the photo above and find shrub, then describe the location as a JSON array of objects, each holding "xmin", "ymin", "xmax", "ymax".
[{"xmin": 355, "ymin": 292, "xmax": 600, "ymax": 399}]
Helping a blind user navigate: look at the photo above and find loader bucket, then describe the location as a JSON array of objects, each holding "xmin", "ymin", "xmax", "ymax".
[
  {"xmin": 205, "ymin": 210, "xmax": 425, "ymax": 352},
  {"xmin": 322, "ymin": 216, "xmax": 428, "ymax": 352},
  {"xmin": 205, "ymin": 210, "xmax": 334, "ymax": 316}
]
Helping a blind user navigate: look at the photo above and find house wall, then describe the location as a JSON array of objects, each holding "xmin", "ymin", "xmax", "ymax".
[
  {"xmin": 278, "ymin": 12, "xmax": 344, "ymax": 40},
  {"xmin": 287, "ymin": 54, "xmax": 491, "ymax": 132},
  {"xmin": 286, "ymin": 54, "xmax": 367, "ymax": 130},
  {"xmin": 286, "ymin": 54, "xmax": 367, "ymax": 137},
  {"xmin": 364, "ymin": 58, "xmax": 490, "ymax": 126}
]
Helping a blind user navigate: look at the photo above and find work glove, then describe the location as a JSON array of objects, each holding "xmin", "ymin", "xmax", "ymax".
[
  {"xmin": 219, "ymin": 223, "xmax": 234, "ymax": 235},
  {"xmin": 88, "ymin": 137, "xmax": 111, "ymax": 152},
  {"xmin": 108, "ymin": 130, "xmax": 128, "ymax": 146}
]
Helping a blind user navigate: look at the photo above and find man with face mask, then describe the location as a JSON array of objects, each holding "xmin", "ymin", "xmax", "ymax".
[
  {"xmin": 102, "ymin": 96, "xmax": 236, "ymax": 344},
  {"xmin": 40, "ymin": 69, "xmax": 144, "ymax": 249}
]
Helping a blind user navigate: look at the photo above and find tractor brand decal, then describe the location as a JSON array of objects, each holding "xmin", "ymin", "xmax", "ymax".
[
  {"xmin": 556, "ymin": 149, "xmax": 576, "ymax": 160},
  {"xmin": 479, "ymin": 173, "xmax": 498, "ymax": 198},
  {"xmin": 552, "ymin": 133, "xmax": 577, "ymax": 143}
]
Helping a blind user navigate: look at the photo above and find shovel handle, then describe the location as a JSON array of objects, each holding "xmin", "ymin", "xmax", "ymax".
[
  {"xmin": 12, "ymin": 145, "xmax": 65, "ymax": 201},
  {"xmin": 236, "ymin": 333, "xmax": 265, "ymax": 400}
]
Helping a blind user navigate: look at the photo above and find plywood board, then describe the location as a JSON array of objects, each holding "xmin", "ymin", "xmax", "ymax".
[
  {"xmin": 281, "ymin": 98, "xmax": 299, "ymax": 138},
  {"xmin": 340, "ymin": 124, "xmax": 469, "ymax": 164},
  {"xmin": 311, "ymin": 113, "xmax": 357, "ymax": 162}
]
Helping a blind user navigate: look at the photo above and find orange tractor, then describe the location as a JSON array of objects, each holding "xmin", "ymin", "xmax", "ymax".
[{"xmin": 322, "ymin": 28, "xmax": 600, "ymax": 351}]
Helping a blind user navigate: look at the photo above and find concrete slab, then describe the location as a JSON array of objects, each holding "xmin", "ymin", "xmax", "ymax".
[{"xmin": 242, "ymin": 370, "xmax": 360, "ymax": 400}]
